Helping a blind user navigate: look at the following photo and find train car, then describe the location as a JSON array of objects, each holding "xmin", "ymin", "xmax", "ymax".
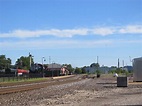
[{"xmin": 17, "ymin": 69, "xmax": 29, "ymax": 76}]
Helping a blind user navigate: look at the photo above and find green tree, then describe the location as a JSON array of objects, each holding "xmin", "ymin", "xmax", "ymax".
[
  {"xmin": 96, "ymin": 70, "xmax": 101, "ymax": 74},
  {"xmin": 0, "ymin": 55, "xmax": 11, "ymax": 69},
  {"xmin": 81, "ymin": 66, "xmax": 87, "ymax": 74},
  {"xmin": 90, "ymin": 63, "xmax": 100, "ymax": 68},
  {"xmin": 15, "ymin": 56, "xmax": 34, "ymax": 70},
  {"xmin": 108, "ymin": 70, "xmax": 116, "ymax": 74},
  {"xmin": 75, "ymin": 67, "xmax": 82, "ymax": 74}
]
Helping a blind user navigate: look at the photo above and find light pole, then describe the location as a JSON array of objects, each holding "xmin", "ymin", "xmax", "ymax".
[
  {"xmin": 29, "ymin": 52, "xmax": 34, "ymax": 68},
  {"xmin": 52, "ymin": 61, "xmax": 55, "ymax": 77},
  {"xmin": 42, "ymin": 57, "xmax": 46, "ymax": 77}
]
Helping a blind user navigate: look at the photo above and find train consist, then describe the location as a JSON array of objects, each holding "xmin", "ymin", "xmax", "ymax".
[
  {"xmin": 1, "ymin": 63, "xmax": 70, "ymax": 78},
  {"xmin": 17, "ymin": 69, "xmax": 29, "ymax": 76}
]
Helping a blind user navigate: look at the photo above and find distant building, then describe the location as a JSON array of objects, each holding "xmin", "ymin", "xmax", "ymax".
[
  {"xmin": 46, "ymin": 63, "xmax": 69, "ymax": 76},
  {"xmin": 99, "ymin": 66, "xmax": 110, "ymax": 74},
  {"xmin": 123, "ymin": 66, "xmax": 133, "ymax": 72},
  {"xmin": 30, "ymin": 63, "xmax": 69, "ymax": 77},
  {"xmin": 84, "ymin": 65, "xmax": 110, "ymax": 74},
  {"xmin": 47, "ymin": 63, "xmax": 62, "ymax": 71},
  {"xmin": 109, "ymin": 67, "xmax": 117, "ymax": 71}
]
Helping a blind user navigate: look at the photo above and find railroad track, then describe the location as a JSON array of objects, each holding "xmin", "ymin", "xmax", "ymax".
[
  {"xmin": 0, "ymin": 75, "xmax": 84, "ymax": 95},
  {"xmin": 129, "ymin": 82, "xmax": 142, "ymax": 85}
]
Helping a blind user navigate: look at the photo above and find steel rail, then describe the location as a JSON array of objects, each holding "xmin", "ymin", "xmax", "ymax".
[{"xmin": 0, "ymin": 75, "xmax": 83, "ymax": 95}]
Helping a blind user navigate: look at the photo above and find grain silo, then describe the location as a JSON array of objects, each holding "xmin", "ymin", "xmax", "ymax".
[{"xmin": 133, "ymin": 57, "xmax": 142, "ymax": 81}]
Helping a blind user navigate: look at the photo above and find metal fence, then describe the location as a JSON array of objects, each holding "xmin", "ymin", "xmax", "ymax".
[{"xmin": 0, "ymin": 73, "xmax": 43, "ymax": 82}]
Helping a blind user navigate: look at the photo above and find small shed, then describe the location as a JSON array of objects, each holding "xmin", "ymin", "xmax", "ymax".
[{"xmin": 133, "ymin": 57, "xmax": 142, "ymax": 81}]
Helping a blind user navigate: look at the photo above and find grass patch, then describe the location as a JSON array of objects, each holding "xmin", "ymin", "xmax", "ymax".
[{"xmin": 0, "ymin": 77, "xmax": 49, "ymax": 85}]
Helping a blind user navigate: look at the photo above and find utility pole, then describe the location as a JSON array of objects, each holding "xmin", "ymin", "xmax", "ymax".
[
  {"xmin": 96, "ymin": 56, "xmax": 99, "ymax": 75},
  {"xmin": 29, "ymin": 52, "xmax": 32, "ymax": 68},
  {"xmin": 118, "ymin": 58, "xmax": 120, "ymax": 68},
  {"xmin": 117, "ymin": 58, "xmax": 120, "ymax": 73},
  {"xmin": 122, "ymin": 60, "xmax": 124, "ymax": 71},
  {"xmin": 42, "ymin": 57, "xmax": 46, "ymax": 77},
  {"xmin": 97, "ymin": 56, "xmax": 99, "ymax": 68},
  {"xmin": 52, "ymin": 61, "xmax": 55, "ymax": 77},
  {"xmin": 97, "ymin": 56, "xmax": 99, "ymax": 64}
]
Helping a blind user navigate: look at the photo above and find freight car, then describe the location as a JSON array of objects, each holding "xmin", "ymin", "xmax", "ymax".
[{"xmin": 17, "ymin": 69, "xmax": 29, "ymax": 76}]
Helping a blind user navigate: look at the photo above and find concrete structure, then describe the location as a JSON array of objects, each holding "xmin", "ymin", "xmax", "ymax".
[{"xmin": 133, "ymin": 57, "xmax": 142, "ymax": 81}]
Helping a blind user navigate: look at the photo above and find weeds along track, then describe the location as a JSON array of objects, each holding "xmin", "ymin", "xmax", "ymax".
[{"xmin": 0, "ymin": 75, "xmax": 84, "ymax": 95}]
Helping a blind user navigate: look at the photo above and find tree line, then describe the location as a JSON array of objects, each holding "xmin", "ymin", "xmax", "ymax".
[
  {"xmin": 0, "ymin": 55, "xmax": 33, "ymax": 71},
  {"xmin": 0, "ymin": 55, "xmax": 132, "ymax": 75},
  {"xmin": 0, "ymin": 55, "xmax": 88, "ymax": 74}
]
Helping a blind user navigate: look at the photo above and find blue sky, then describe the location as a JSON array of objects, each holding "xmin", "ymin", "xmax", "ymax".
[{"xmin": 0, "ymin": 0, "xmax": 142, "ymax": 67}]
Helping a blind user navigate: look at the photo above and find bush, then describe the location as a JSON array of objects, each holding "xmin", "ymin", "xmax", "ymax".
[
  {"xmin": 75, "ymin": 68, "xmax": 82, "ymax": 74},
  {"xmin": 96, "ymin": 70, "xmax": 101, "ymax": 74}
]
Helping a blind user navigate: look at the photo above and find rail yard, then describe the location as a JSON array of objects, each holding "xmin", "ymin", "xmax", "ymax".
[
  {"xmin": 0, "ymin": 75, "xmax": 78, "ymax": 95},
  {"xmin": 0, "ymin": 74, "xmax": 142, "ymax": 106}
]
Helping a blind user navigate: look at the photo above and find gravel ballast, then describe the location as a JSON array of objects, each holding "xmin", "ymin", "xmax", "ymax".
[{"xmin": 0, "ymin": 76, "xmax": 142, "ymax": 106}]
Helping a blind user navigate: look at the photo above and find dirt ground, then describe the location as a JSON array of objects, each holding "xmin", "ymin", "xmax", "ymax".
[{"xmin": 0, "ymin": 75, "xmax": 142, "ymax": 106}]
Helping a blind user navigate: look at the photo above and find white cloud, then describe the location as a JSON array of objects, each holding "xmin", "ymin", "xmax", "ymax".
[
  {"xmin": 119, "ymin": 25, "xmax": 142, "ymax": 34},
  {"xmin": 0, "ymin": 25, "xmax": 142, "ymax": 38},
  {"xmin": 0, "ymin": 27, "xmax": 114, "ymax": 38},
  {"xmin": 91, "ymin": 27, "xmax": 115, "ymax": 36},
  {"xmin": 119, "ymin": 39, "xmax": 142, "ymax": 43},
  {"xmin": 1, "ymin": 38, "xmax": 142, "ymax": 50},
  {"xmin": 0, "ymin": 28, "xmax": 89, "ymax": 38},
  {"xmin": 2, "ymin": 39, "xmax": 142, "ymax": 50},
  {"xmin": 0, "ymin": 39, "xmax": 112, "ymax": 50}
]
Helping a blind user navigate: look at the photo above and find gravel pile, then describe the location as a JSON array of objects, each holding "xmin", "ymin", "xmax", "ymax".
[{"xmin": 0, "ymin": 76, "xmax": 142, "ymax": 106}]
